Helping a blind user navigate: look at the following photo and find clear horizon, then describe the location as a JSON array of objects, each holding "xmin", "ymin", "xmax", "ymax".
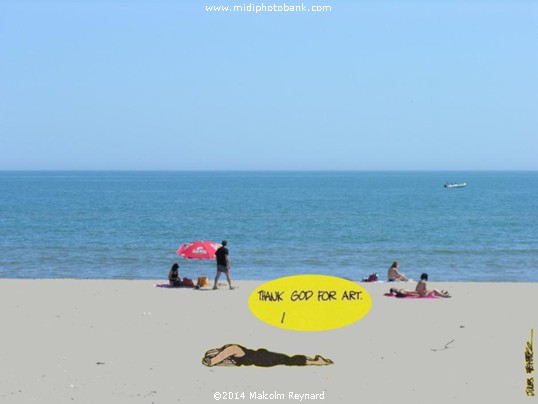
[
  {"xmin": 1, "ymin": 1, "xmax": 536, "ymax": 171},
  {"xmin": 1, "ymin": 169, "xmax": 536, "ymax": 173}
]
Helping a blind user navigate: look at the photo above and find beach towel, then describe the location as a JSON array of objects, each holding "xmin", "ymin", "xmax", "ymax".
[
  {"xmin": 384, "ymin": 293, "xmax": 438, "ymax": 299},
  {"xmin": 154, "ymin": 283, "xmax": 195, "ymax": 289}
]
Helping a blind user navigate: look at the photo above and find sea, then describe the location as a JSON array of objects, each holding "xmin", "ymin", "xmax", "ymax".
[{"xmin": 0, "ymin": 171, "xmax": 537, "ymax": 282}]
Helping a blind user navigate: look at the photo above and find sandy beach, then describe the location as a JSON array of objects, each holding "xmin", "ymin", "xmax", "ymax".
[{"xmin": 0, "ymin": 279, "xmax": 536, "ymax": 403}]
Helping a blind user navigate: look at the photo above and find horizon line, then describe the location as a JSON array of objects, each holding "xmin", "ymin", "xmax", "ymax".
[{"xmin": 0, "ymin": 168, "xmax": 537, "ymax": 173}]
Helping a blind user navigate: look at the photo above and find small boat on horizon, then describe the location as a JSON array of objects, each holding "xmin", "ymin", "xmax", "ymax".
[{"xmin": 444, "ymin": 182, "xmax": 466, "ymax": 188}]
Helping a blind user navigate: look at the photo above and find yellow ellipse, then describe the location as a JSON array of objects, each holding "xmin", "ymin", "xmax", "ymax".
[{"xmin": 248, "ymin": 274, "xmax": 372, "ymax": 331}]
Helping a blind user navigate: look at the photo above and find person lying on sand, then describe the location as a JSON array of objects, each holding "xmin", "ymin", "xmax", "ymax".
[
  {"xmin": 201, "ymin": 344, "xmax": 333, "ymax": 367},
  {"xmin": 389, "ymin": 273, "xmax": 451, "ymax": 298}
]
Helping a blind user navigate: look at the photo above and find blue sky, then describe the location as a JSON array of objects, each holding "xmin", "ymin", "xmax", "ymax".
[{"xmin": 1, "ymin": 1, "xmax": 536, "ymax": 170}]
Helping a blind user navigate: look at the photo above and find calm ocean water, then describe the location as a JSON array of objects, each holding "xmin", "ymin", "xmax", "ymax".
[{"xmin": 0, "ymin": 171, "xmax": 537, "ymax": 282}]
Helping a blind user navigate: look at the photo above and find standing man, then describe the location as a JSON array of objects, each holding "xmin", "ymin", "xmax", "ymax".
[{"xmin": 213, "ymin": 240, "xmax": 233, "ymax": 290}]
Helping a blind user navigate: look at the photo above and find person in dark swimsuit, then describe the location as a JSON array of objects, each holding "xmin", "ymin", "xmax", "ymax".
[
  {"xmin": 168, "ymin": 263, "xmax": 182, "ymax": 287},
  {"xmin": 201, "ymin": 344, "xmax": 333, "ymax": 367}
]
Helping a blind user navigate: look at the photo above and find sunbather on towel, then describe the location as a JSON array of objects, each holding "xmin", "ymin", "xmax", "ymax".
[
  {"xmin": 416, "ymin": 273, "xmax": 451, "ymax": 297},
  {"xmin": 390, "ymin": 273, "xmax": 450, "ymax": 298}
]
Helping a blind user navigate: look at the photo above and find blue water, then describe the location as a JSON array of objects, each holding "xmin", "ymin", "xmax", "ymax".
[{"xmin": 0, "ymin": 171, "xmax": 537, "ymax": 282}]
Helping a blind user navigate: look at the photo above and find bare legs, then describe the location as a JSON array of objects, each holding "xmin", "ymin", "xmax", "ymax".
[
  {"xmin": 213, "ymin": 270, "xmax": 233, "ymax": 290},
  {"xmin": 305, "ymin": 355, "xmax": 334, "ymax": 366},
  {"xmin": 427, "ymin": 289, "xmax": 451, "ymax": 298}
]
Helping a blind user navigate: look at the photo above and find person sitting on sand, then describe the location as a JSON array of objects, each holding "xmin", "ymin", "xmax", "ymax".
[
  {"xmin": 415, "ymin": 273, "xmax": 450, "ymax": 297},
  {"xmin": 201, "ymin": 344, "xmax": 333, "ymax": 367},
  {"xmin": 168, "ymin": 263, "xmax": 182, "ymax": 287},
  {"xmin": 387, "ymin": 261, "xmax": 409, "ymax": 282},
  {"xmin": 389, "ymin": 273, "xmax": 450, "ymax": 298}
]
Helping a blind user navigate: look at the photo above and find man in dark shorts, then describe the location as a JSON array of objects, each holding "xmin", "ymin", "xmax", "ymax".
[{"xmin": 213, "ymin": 240, "xmax": 233, "ymax": 290}]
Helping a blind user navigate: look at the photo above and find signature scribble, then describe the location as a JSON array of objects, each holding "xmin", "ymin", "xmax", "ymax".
[{"xmin": 525, "ymin": 329, "xmax": 535, "ymax": 397}]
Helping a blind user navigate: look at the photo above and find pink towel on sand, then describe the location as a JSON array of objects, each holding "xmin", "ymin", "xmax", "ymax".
[{"xmin": 384, "ymin": 293, "xmax": 438, "ymax": 299}]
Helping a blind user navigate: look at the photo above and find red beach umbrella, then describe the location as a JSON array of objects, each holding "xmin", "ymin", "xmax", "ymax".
[{"xmin": 177, "ymin": 240, "xmax": 221, "ymax": 260}]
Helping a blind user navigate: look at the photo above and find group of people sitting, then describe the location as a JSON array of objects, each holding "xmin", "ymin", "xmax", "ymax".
[
  {"xmin": 169, "ymin": 259, "xmax": 450, "ymax": 297},
  {"xmin": 387, "ymin": 260, "xmax": 451, "ymax": 298}
]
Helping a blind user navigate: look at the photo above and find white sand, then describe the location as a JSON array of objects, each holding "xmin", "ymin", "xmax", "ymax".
[{"xmin": 0, "ymin": 280, "xmax": 536, "ymax": 403}]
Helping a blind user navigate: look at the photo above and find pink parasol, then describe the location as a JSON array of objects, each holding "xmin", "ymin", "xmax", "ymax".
[{"xmin": 176, "ymin": 240, "xmax": 221, "ymax": 260}]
